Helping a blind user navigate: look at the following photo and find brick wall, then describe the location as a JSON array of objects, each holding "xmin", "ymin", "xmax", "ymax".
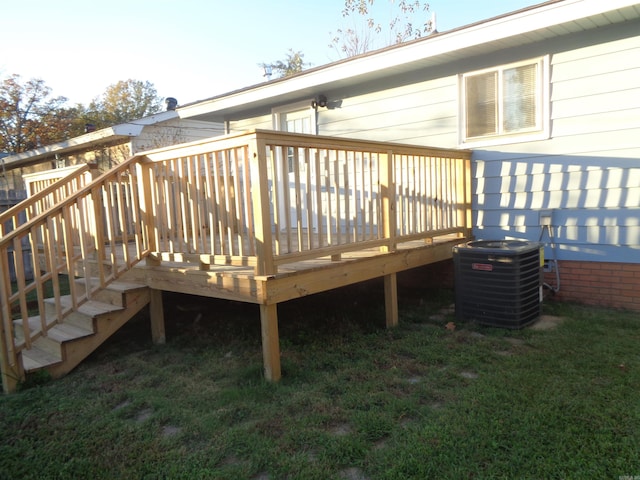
[
  {"xmin": 404, "ymin": 259, "xmax": 639, "ymax": 312},
  {"xmin": 544, "ymin": 260, "xmax": 640, "ymax": 311}
]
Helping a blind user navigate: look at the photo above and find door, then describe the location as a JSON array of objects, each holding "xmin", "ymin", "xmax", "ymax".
[{"xmin": 272, "ymin": 103, "xmax": 317, "ymax": 231}]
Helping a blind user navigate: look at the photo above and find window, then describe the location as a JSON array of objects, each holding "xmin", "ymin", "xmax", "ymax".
[
  {"xmin": 272, "ymin": 101, "xmax": 316, "ymax": 173},
  {"xmin": 460, "ymin": 57, "xmax": 548, "ymax": 146}
]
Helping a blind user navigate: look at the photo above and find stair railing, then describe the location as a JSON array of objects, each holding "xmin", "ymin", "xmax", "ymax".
[
  {"xmin": 0, "ymin": 164, "xmax": 92, "ymax": 239},
  {"xmin": 0, "ymin": 156, "xmax": 152, "ymax": 393}
]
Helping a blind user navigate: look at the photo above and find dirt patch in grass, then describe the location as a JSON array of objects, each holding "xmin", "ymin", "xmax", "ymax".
[
  {"xmin": 340, "ymin": 466, "xmax": 369, "ymax": 479},
  {"xmin": 135, "ymin": 407, "xmax": 153, "ymax": 423},
  {"xmin": 529, "ymin": 314, "xmax": 565, "ymax": 330},
  {"xmin": 162, "ymin": 425, "xmax": 181, "ymax": 437},
  {"xmin": 330, "ymin": 423, "xmax": 353, "ymax": 436}
]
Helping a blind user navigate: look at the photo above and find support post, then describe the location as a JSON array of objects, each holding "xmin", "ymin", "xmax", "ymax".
[
  {"xmin": 0, "ymin": 354, "xmax": 21, "ymax": 394},
  {"xmin": 149, "ymin": 289, "xmax": 166, "ymax": 345},
  {"xmin": 384, "ymin": 273, "xmax": 398, "ymax": 328},
  {"xmin": 380, "ymin": 151, "xmax": 397, "ymax": 253},
  {"xmin": 260, "ymin": 304, "xmax": 281, "ymax": 381}
]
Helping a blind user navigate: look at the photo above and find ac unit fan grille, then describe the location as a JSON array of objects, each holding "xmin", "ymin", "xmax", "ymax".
[{"xmin": 453, "ymin": 241, "xmax": 542, "ymax": 329}]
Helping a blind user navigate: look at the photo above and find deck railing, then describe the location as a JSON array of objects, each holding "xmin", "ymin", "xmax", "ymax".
[
  {"xmin": 142, "ymin": 130, "xmax": 472, "ymax": 274},
  {"xmin": 0, "ymin": 129, "xmax": 471, "ymax": 391}
]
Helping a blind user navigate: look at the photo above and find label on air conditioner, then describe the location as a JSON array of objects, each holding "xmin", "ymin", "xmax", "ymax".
[{"xmin": 471, "ymin": 263, "xmax": 493, "ymax": 272}]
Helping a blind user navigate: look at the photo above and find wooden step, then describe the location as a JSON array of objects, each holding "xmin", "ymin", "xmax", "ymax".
[
  {"xmin": 22, "ymin": 345, "xmax": 62, "ymax": 371},
  {"xmin": 46, "ymin": 323, "xmax": 93, "ymax": 343},
  {"xmin": 19, "ymin": 283, "xmax": 150, "ymax": 378},
  {"xmin": 46, "ymin": 286, "xmax": 151, "ymax": 379},
  {"xmin": 21, "ymin": 298, "xmax": 125, "ymax": 374},
  {"xmin": 44, "ymin": 296, "xmax": 124, "ymax": 330},
  {"xmin": 20, "ymin": 322, "xmax": 95, "ymax": 373},
  {"xmin": 13, "ymin": 315, "xmax": 57, "ymax": 348},
  {"xmin": 74, "ymin": 278, "xmax": 149, "ymax": 307}
]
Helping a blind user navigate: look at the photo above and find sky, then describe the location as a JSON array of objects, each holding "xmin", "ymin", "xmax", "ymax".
[{"xmin": 1, "ymin": 0, "xmax": 540, "ymax": 107}]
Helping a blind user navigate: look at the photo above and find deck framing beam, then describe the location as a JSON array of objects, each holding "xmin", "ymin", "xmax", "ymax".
[{"xmin": 134, "ymin": 237, "xmax": 467, "ymax": 383}]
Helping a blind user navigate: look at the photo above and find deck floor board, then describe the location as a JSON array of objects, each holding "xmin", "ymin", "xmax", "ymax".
[{"xmin": 123, "ymin": 234, "xmax": 469, "ymax": 305}]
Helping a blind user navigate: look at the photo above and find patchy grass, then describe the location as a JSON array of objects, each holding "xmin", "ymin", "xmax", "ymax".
[{"xmin": 1, "ymin": 280, "xmax": 639, "ymax": 479}]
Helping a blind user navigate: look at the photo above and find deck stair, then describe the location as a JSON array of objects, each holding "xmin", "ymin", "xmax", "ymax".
[{"xmin": 16, "ymin": 280, "xmax": 150, "ymax": 378}]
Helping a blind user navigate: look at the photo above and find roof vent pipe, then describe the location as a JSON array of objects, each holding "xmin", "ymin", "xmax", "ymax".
[{"xmin": 165, "ymin": 97, "xmax": 178, "ymax": 111}]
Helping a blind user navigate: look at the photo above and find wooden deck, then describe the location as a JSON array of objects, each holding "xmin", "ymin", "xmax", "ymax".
[
  {"xmin": 129, "ymin": 234, "xmax": 465, "ymax": 304},
  {"xmin": 1, "ymin": 130, "xmax": 471, "ymax": 392},
  {"xmin": 124, "ymin": 233, "xmax": 468, "ymax": 382}
]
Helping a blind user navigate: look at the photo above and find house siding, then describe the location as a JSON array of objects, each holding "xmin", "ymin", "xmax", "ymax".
[
  {"xmin": 228, "ymin": 114, "xmax": 273, "ymax": 133},
  {"xmin": 472, "ymin": 20, "xmax": 640, "ymax": 273},
  {"xmin": 317, "ymin": 76, "xmax": 459, "ymax": 147},
  {"xmin": 179, "ymin": 16, "xmax": 640, "ymax": 311}
]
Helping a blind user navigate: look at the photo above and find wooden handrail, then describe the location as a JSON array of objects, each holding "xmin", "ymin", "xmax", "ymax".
[
  {"xmin": 0, "ymin": 155, "xmax": 152, "ymax": 393},
  {"xmin": 0, "ymin": 158, "xmax": 139, "ymax": 247},
  {"xmin": 0, "ymin": 164, "xmax": 91, "ymax": 238}
]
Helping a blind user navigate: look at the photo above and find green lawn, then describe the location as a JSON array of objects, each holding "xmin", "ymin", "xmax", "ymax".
[{"xmin": 1, "ymin": 280, "xmax": 638, "ymax": 480}]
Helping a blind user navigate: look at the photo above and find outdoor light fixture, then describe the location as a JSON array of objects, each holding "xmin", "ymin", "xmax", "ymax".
[
  {"xmin": 312, "ymin": 94, "xmax": 328, "ymax": 109},
  {"xmin": 263, "ymin": 65, "xmax": 273, "ymax": 80}
]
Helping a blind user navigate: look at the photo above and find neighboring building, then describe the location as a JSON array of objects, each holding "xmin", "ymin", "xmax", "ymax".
[
  {"xmin": 0, "ymin": 108, "xmax": 223, "ymax": 193},
  {"xmin": 5, "ymin": 0, "xmax": 640, "ymax": 310},
  {"xmin": 1, "ymin": 152, "xmax": 26, "ymax": 209}
]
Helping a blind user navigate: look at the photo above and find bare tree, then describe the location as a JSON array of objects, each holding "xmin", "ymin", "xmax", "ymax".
[{"xmin": 330, "ymin": 0, "xmax": 433, "ymax": 58}]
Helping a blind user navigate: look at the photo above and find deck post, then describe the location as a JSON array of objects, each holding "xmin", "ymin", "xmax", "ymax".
[
  {"xmin": 0, "ymin": 353, "xmax": 21, "ymax": 394},
  {"xmin": 380, "ymin": 150, "xmax": 397, "ymax": 253},
  {"xmin": 260, "ymin": 304, "xmax": 281, "ymax": 381},
  {"xmin": 149, "ymin": 289, "xmax": 166, "ymax": 344},
  {"xmin": 384, "ymin": 273, "xmax": 399, "ymax": 328},
  {"xmin": 248, "ymin": 134, "xmax": 275, "ymax": 276},
  {"xmin": 136, "ymin": 158, "xmax": 158, "ymax": 254}
]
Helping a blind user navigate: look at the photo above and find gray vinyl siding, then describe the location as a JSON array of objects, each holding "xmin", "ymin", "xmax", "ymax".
[
  {"xmin": 228, "ymin": 114, "xmax": 272, "ymax": 133},
  {"xmin": 213, "ymin": 20, "xmax": 639, "ymax": 265},
  {"xmin": 317, "ymin": 76, "xmax": 459, "ymax": 147},
  {"xmin": 473, "ymin": 20, "xmax": 640, "ymax": 263}
]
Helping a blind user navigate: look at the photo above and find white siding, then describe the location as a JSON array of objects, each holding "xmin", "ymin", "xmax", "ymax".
[
  {"xmin": 228, "ymin": 114, "xmax": 273, "ymax": 133},
  {"xmin": 318, "ymin": 76, "xmax": 459, "ymax": 147},
  {"xmin": 473, "ymin": 23, "xmax": 640, "ymax": 263}
]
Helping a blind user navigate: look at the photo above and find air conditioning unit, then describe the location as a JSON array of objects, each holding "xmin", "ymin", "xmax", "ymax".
[{"xmin": 453, "ymin": 240, "xmax": 543, "ymax": 329}]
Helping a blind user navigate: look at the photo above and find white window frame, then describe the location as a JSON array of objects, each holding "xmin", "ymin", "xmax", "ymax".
[
  {"xmin": 271, "ymin": 100, "xmax": 317, "ymax": 135},
  {"xmin": 459, "ymin": 56, "xmax": 550, "ymax": 148}
]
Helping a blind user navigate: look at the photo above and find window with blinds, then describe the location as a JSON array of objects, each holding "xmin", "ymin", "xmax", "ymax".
[{"xmin": 461, "ymin": 58, "xmax": 546, "ymax": 144}]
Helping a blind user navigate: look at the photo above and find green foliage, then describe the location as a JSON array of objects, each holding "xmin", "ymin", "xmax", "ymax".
[
  {"xmin": 0, "ymin": 74, "xmax": 81, "ymax": 153},
  {"xmin": 87, "ymin": 79, "xmax": 164, "ymax": 128},
  {"xmin": 1, "ymin": 288, "xmax": 639, "ymax": 479},
  {"xmin": 0, "ymin": 74, "xmax": 165, "ymax": 154},
  {"xmin": 260, "ymin": 49, "xmax": 311, "ymax": 79}
]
